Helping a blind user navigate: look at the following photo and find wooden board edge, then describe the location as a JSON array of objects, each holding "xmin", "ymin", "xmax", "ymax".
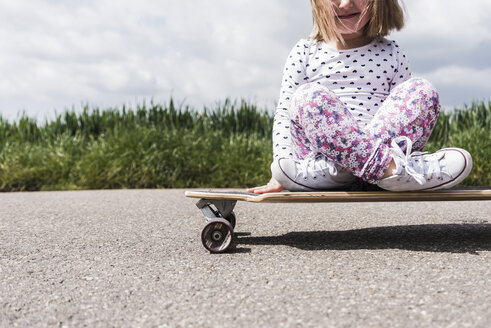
[
  {"xmin": 257, "ymin": 190, "xmax": 491, "ymax": 203},
  {"xmin": 185, "ymin": 189, "xmax": 491, "ymax": 203},
  {"xmin": 184, "ymin": 191, "xmax": 257, "ymax": 202}
]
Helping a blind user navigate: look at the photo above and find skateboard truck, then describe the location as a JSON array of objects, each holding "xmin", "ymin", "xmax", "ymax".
[
  {"xmin": 195, "ymin": 199, "xmax": 237, "ymax": 253},
  {"xmin": 196, "ymin": 199, "xmax": 236, "ymax": 223}
]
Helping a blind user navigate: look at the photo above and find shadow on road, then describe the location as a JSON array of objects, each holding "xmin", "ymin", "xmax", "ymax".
[{"xmin": 233, "ymin": 223, "xmax": 491, "ymax": 254}]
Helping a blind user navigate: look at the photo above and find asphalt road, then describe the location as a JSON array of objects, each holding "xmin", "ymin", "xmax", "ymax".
[{"xmin": 1, "ymin": 189, "xmax": 490, "ymax": 327}]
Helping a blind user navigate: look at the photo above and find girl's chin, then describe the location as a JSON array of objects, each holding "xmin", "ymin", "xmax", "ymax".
[
  {"xmin": 336, "ymin": 23, "xmax": 366, "ymax": 36},
  {"xmin": 337, "ymin": 28, "xmax": 363, "ymax": 36}
]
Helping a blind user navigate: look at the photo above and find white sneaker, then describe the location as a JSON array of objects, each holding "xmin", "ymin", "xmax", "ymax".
[
  {"xmin": 271, "ymin": 154, "xmax": 354, "ymax": 191},
  {"xmin": 377, "ymin": 136, "xmax": 472, "ymax": 192}
]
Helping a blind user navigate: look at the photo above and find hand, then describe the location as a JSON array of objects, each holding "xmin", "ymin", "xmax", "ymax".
[{"xmin": 246, "ymin": 177, "xmax": 285, "ymax": 194}]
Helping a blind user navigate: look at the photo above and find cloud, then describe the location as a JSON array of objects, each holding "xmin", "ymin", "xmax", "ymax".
[
  {"xmin": 395, "ymin": 0, "xmax": 491, "ymax": 69},
  {"xmin": 0, "ymin": 0, "xmax": 312, "ymax": 120},
  {"xmin": 424, "ymin": 66, "xmax": 491, "ymax": 90},
  {"xmin": 400, "ymin": 0, "xmax": 491, "ymax": 44},
  {"xmin": 418, "ymin": 65, "xmax": 491, "ymax": 106}
]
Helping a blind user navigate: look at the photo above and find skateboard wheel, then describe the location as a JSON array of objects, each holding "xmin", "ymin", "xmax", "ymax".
[
  {"xmin": 201, "ymin": 218, "xmax": 233, "ymax": 253},
  {"xmin": 224, "ymin": 211, "xmax": 236, "ymax": 229}
]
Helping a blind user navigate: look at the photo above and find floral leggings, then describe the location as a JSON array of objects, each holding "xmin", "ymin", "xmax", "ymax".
[{"xmin": 289, "ymin": 77, "xmax": 440, "ymax": 183}]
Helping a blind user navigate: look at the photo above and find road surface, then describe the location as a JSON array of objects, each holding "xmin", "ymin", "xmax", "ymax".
[{"xmin": 1, "ymin": 189, "xmax": 490, "ymax": 327}]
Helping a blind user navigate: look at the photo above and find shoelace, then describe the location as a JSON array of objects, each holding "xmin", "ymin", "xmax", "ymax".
[
  {"xmin": 297, "ymin": 153, "xmax": 338, "ymax": 180},
  {"xmin": 390, "ymin": 136, "xmax": 445, "ymax": 185}
]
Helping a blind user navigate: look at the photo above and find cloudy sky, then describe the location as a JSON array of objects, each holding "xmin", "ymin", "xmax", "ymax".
[{"xmin": 1, "ymin": 0, "xmax": 491, "ymax": 121}]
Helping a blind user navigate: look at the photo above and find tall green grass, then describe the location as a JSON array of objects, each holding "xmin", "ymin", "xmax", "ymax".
[
  {"xmin": 426, "ymin": 101, "xmax": 491, "ymax": 187},
  {"xmin": 0, "ymin": 100, "xmax": 273, "ymax": 191},
  {"xmin": 0, "ymin": 99, "xmax": 489, "ymax": 191}
]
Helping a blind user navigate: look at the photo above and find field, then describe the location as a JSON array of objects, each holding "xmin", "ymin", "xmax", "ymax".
[{"xmin": 0, "ymin": 99, "xmax": 489, "ymax": 191}]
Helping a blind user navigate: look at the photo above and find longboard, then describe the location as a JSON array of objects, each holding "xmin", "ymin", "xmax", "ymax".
[{"xmin": 185, "ymin": 188, "xmax": 491, "ymax": 253}]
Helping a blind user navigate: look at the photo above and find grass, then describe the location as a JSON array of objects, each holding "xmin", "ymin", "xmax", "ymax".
[
  {"xmin": 426, "ymin": 101, "xmax": 491, "ymax": 187},
  {"xmin": 0, "ymin": 99, "xmax": 489, "ymax": 191}
]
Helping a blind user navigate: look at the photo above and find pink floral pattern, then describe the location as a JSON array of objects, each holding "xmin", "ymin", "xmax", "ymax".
[{"xmin": 289, "ymin": 78, "xmax": 440, "ymax": 183}]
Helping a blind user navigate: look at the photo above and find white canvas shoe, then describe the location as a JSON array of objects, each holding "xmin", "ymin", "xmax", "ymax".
[
  {"xmin": 377, "ymin": 136, "xmax": 472, "ymax": 192},
  {"xmin": 271, "ymin": 154, "xmax": 354, "ymax": 191}
]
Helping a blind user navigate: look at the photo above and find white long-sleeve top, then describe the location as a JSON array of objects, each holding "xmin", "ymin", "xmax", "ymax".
[{"xmin": 273, "ymin": 36, "xmax": 411, "ymax": 159}]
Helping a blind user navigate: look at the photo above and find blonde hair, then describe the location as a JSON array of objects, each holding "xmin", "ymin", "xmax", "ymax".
[{"xmin": 310, "ymin": 0, "xmax": 405, "ymax": 43}]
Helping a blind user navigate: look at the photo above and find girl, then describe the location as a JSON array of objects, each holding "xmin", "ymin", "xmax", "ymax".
[{"xmin": 248, "ymin": 0, "xmax": 472, "ymax": 194}]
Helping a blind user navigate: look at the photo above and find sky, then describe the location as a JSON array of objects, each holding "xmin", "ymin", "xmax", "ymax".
[{"xmin": 1, "ymin": 0, "xmax": 491, "ymax": 122}]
